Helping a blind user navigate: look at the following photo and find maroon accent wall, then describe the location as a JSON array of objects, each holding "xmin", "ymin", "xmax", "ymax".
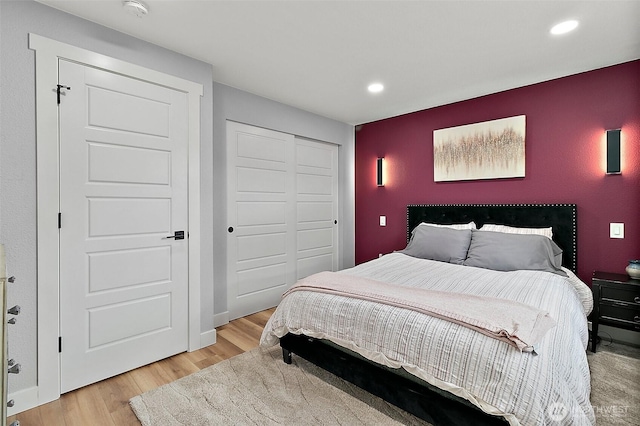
[{"xmin": 355, "ymin": 60, "xmax": 640, "ymax": 283}]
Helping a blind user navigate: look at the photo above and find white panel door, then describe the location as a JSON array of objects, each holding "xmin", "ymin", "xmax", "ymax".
[
  {"xmin": 227, "ymin": 122, "xmax": 296, "ymax": 320},
  {"xmin": 59, "ymin": 60, "xmax": 189, "ymax": 393},
  {"xmin": 295, "ymin": 138, "xmax": 339, "ymax": 279}
]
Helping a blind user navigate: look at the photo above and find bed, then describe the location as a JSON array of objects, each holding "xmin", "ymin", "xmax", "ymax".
[{"xmin": 260, "ymin": 204, "xmax": 594, "ymax": 425}]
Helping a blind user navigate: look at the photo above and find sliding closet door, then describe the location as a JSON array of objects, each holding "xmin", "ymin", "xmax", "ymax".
[
  {"xmin": 227, "ymin": 123, "xmax": 339, "ymax": 320},
  {"xmin": 227, "ymin": 122, "xmax": 296, "ymax": 320},
  {"xmin": 295, "ymin": 138, "xmax": 339, "ymax": 279}
]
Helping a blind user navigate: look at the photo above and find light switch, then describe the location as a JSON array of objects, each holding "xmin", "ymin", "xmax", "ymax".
[
  {"xmin": 610, "ymin": 223, "xmax": 624, "ymax": 239},
  {"xmin": 379, "ymin": 216, "xmax": 386, "ymax": 227}
]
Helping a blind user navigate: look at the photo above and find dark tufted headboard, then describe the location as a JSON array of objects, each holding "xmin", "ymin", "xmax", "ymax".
[{"xmin": 407, "ymin": 204, "xmax": 577, "ymax": 272}]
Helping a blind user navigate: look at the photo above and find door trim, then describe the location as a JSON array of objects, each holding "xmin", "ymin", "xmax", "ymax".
[{"xmin": 29, "ymin": 34, "xmax": 203, "ymax": 406}]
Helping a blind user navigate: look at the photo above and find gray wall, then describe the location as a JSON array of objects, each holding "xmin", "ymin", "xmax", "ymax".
[
  {"xmin": 0, "ymin": 0, "xmax": 354, "ymax": 396},
  {"xmin": 0, "ymin": 0, "xmax": 214, "ymax": 393},
  {"xmin": 212, "ymin": 83, "xmax": 355, "ymax": 318}
]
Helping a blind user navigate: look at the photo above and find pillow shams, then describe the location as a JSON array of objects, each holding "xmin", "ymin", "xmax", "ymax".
[
  {"xmin": 479, "ymin": 223, "xmax": 553, "ymax": 239},
  {"xmin": 399, "ymin": 225, "xmax": 472, "ymax": 265},
  {"xmin": 416, "ymin": 221, "xmax": 477, "ymax": 231},
  {"xmin": 463, "ymin": 230, "xmax": 566, "ymax": 276}
]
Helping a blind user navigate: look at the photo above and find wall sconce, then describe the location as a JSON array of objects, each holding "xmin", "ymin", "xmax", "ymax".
[
  {"xmin": 377, "ymin": 157, "xmax": 384, "ymax": 186},
  {"xmin": 606, "ymin": 129, "xmax": 621, "ymax": 174}
]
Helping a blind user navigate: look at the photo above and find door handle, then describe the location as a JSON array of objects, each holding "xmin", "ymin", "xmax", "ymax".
[{"xmin": 166, "ymin": 231, "xmax": 185, "ymax": 240}]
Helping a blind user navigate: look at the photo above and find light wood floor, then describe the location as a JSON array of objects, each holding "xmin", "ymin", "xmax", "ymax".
[{"xmin": 9, "ymin": 308, "xmax": 276, "ymax": 426}]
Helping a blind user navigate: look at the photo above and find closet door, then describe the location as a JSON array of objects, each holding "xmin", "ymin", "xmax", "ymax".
[
  {"xmin": 295, "ymin": 138, "xmax": 339, "ymax": 279},
  {"xmin": 226, "ymin": 123, "xmax": 339, "ymax": 320},
  {"xmin": 226, "ymin": 122, "xmax": 296, "ymax": 320}
]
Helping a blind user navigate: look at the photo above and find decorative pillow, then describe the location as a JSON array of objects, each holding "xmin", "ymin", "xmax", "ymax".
[
  {"xmin": 399, "ymin": 225, "xmax": 472, "ymax": 265},
  {"xmin": 415, "ymin": 221, "xmax": 477, "ymax": 231},
  {"xmin": 463, "ymin": 230, "xmax": 566, "ymax": 276},
  {"xmin": 479, "ymin": 224, "xmax": 553, "ymax": 239}
]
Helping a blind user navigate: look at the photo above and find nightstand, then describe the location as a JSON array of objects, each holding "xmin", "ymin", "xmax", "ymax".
[{"xmin": 591, "ymin": 271, "xmax": 640, "ymax": 353}]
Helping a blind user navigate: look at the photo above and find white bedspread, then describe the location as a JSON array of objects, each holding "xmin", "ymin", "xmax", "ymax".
[{"xmin": 261, "ymin": 253, "xmax": 594, "ymax": 425}]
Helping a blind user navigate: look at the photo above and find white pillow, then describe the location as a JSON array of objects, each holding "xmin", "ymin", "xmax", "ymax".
[
  {"xmin": 416, "ymin": 221, "xmax": 477, "ymax": 231},
  {"xmin": 479, "ymin": 223, "xmax": 553, "ymax": 239}
]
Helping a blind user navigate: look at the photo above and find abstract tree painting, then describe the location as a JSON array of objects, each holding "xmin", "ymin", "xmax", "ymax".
[{"xmin": 433, "ymin": 115, "xmax": 525, "ymax": 182}]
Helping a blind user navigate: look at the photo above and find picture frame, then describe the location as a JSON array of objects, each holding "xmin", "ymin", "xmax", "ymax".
[{"xmin": 433, "ymin": 115, "xmax": 526, "ymax": 182}]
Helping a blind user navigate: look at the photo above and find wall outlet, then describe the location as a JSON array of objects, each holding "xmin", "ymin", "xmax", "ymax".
[{"xmin": 380, "ymin": 216, "xmax": 386, "ymax": 226}]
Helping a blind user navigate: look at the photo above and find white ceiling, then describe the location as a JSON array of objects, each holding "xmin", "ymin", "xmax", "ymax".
[{"xmin": 37, "ymin": 0, "xmax": 640, "ymax": 125}]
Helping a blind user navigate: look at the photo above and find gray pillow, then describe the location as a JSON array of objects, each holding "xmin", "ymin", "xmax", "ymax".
[
  {"xmin": 463, "ymin": 230, "xmax": 566, "ymax": 276},
  {"xmin": 399, "ymin": 225, "xmax": 472, "ymax": 265}
]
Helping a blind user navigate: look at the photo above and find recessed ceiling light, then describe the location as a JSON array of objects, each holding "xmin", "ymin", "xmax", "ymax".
[
  {"xmin": 368, "ymin": 83, "xmax": 384, "ymax": 93},
  {"xmin": 123, "ymin": 0, "xmax": 149, "ymax": 18},
  {"xmin": 550, "ymin": 20, "xmax": 578, "ymax": 35}
]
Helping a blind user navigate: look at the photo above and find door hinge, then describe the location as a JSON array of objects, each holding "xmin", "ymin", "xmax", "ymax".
[
  {"xmin": 58, "ymin": 212, "xmax": 61, "ymax": 229},
  {"xmin": 56, "ymin": 84, "xmax": 71, "ymax": 105},
  {"xmin": 58, "ymin": 337, "xmax": 62, "ymax": 353}
]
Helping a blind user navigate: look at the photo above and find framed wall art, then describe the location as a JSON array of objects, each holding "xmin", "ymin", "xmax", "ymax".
[{"xmin": 433, "ymin": 115, "xmax": 525, "ymax": 182}]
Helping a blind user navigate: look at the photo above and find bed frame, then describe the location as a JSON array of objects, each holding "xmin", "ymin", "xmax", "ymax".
[{"xmin": 280, "ymin": 203, "xmax": 577, "ymax": 425}]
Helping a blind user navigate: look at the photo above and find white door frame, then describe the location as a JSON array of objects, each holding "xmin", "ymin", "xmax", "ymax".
[{"xmin": 29, "ymin": 34, "xmax": 203, "ymax": 406}]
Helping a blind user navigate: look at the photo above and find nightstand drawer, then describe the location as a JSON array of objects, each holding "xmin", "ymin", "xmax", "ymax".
[
  {"xmin": 591, "ymin": 271, "xmax": 640, "ymax": 352},
  {"xmin": 600, "ymin": 304, "xmax": 640, "ymax": 323},
  {"xmin": 601, "ymin": 286, "xmax": 640, "ymax": 305}
]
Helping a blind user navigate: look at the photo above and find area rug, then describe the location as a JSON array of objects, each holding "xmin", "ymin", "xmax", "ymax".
[
  {"xmin": 130, "ymin": 345, "xmax": 640, "ymax": 425},
  {"xmin": 130, "ymin": 345, "xmax": 429, "ymax": 425},
  {"xmin": 588, "ymin": 349, "xmax": 640, "ymax": 425}
]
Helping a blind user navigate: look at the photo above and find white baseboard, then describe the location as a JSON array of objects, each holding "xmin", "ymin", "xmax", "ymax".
[
  {"xmin": 213, "ymin": 311, "xmax": 229, "ymax": 328},
  {"xmin": 8, "ymin": 328, "xmax": 220, "ymax": 416},
  {"xmin": 7, "ymin": 385, "xmax": 39, "ymax": 416},
  {"xmin": 200, "ymin": 328, "xmax": 217, "ymax": 349}
]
